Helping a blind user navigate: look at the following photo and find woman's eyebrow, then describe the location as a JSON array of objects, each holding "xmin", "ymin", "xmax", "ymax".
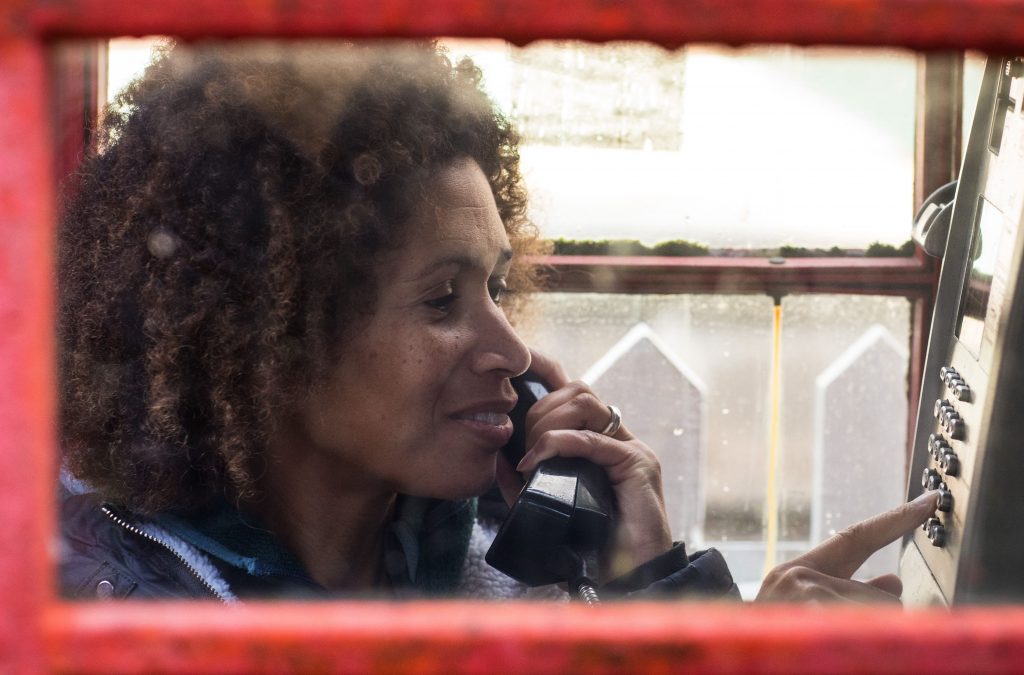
[{"xmin": 406, "ymin": 249, "xmax": 514, "ymax": 282}]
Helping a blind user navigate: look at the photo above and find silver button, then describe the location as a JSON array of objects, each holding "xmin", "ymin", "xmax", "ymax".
[
  {"xmin": 941, "ymin": 452, "xmax": 961, "ymax": 477},
  {"xmin": 96, "ymin": 579, "xmax": 115, "ymax": 599},
  {"xmin": 948, "ymin": 416, "xmax": 966, "ymax": 441},
  {"xmin": 937, "ymin": 486, "xmax": 954, "ymax": 513}
]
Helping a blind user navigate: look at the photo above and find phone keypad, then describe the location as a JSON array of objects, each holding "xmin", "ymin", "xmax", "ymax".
[{"xmin": 924, "ymin": 366, "xmax": 973, "ymax": 547}]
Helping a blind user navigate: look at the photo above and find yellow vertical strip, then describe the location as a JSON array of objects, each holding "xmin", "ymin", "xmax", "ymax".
[{"xmin": 762, "ymin": 300, "xmax": 783, "ymax": 579}]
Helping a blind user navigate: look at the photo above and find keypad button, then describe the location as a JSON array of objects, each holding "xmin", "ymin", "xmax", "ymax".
[
  {"xmin": 939, "ymin": 451, "xmax": 960, "ymax": 477},
  {"xmin": 937, "ymin": 486, "xmax": 954, "ymax": 512},
  {"xmin": 929, "ymin": 434, "xmax": 951, "ymax": 461},
  {"xmin": 934, "ymin": 398, "xmax": 955, "ymax": 420},
  {"xmin": 948, "ymin": 416, "xmax": 966, "ymax": 441},
  {"xmin": 953, "ymin": 382, "xmax": 973, "ymax": 403}
]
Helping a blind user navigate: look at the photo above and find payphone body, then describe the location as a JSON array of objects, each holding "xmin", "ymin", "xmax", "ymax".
[{"xmin": 901, "ymin": 56, "xmax": 1024, "ymax": 605}]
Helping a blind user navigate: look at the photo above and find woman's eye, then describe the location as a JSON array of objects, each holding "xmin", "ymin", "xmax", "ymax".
[
  {"xmin": 426, "ymin": 291, "xmax": 458, "ymax": 313},
  {"xmin": 489, "ymin": 279, "xmax": 508, "ymax": 305}
]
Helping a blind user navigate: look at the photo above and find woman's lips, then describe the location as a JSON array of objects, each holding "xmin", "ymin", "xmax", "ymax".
[{"xmin": 452, "ymin": 411, "xmax": 514, "ymax": 447}]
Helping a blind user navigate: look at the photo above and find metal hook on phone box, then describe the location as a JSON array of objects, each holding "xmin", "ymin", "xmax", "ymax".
[{"xmin": 913, "ymin": 180, "xmax": 958, "ymax": 258}]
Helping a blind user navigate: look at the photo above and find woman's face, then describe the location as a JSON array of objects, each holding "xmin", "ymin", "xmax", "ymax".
[{"xmin": 299, "ymin": 158, "xmax": 532, "ymax": 499}]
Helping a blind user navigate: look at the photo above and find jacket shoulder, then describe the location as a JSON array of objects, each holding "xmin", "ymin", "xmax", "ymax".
[{"xmin": 60, "ymin": 493, "xmax": 213, "ymax": 600}]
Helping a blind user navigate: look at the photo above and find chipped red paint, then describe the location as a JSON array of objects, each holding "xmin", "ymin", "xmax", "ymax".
[
  {"xmin": 7, "ymin": 0, "xmax": 1024, "ymax": 673},
  {"xmin": 0, "ymin": 34, "xmax": 55, "ymax": 675},
  {"xmin": 43, "ymin": 601, "xmax": 1024, "ymax": 673}
]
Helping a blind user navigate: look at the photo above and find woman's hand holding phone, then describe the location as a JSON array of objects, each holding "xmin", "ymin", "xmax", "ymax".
[{"xmin": 498, "ymin": 349, "xmax": 674, "ymax": 581}]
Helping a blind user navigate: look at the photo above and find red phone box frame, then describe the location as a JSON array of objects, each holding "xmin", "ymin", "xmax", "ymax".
[{"xmin": 5, "ymin": 1, "xmax": 1024, "ymax": 672}]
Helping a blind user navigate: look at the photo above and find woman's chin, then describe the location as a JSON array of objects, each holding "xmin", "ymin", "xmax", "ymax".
[{"xmin": 415, "ymin": 465, "xmax": 497, "ymax": 502}]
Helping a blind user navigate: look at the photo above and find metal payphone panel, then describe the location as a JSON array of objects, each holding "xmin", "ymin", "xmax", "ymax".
[{"xmin": 901, "ymin": 56, "xmax": 1024, "ymax": 605}]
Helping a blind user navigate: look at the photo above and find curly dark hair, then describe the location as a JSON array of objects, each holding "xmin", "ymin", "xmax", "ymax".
[{"xmin": 58, "ymin": 40, "xmax": 542, "ymax": 515}]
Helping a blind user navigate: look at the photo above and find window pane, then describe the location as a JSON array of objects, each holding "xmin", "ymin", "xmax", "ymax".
[
  {"xmin": 111, "ymin": 39, "xmax": 917, "ymax": 250},
  {"xmin": 447, "ymin": 41, "xmax": 916, "ymax": 251},
  {"xmin": 520, "ymin": 293, "xmax": 910, "ymax": 596},
  {"xmin": 776, "ymin": 294, "xmax": 910, "ymax": 572},
  {"xmin": 107, "ymin": 37, "xmax": 164, "ymax": 103}
]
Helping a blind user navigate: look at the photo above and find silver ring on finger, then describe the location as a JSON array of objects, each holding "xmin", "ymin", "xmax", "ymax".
[{"xmin": 600, "ymin": 404, "xmax": 622, "ymax": 436}]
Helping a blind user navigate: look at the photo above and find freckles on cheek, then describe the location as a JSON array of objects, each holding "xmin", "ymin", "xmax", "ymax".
[
  {"xmin": 405, "ymin": 334, "xmax": 447, "ymax": 362},
  {"xmin": 402, "ymin": 328, "xmax": 464, "ymax": 372}
]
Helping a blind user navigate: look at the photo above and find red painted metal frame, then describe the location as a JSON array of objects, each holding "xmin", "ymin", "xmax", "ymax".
[
  {"xmin": 12, "ymin": 0, "xmax": 1024, "ymax": 50},
  {"xmin": 7, "ymin": 0, "xmax": 1024, "ymax": 673},
  {"xmin": 42, "ymin": 602, "xmax": 1024, "ymax": 673},
  {"xmin": 49, "ymin": 41, "xmax": 104, "ymax": 189}
]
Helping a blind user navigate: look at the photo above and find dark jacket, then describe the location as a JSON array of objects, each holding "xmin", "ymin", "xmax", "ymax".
[{"xmin": 60, "ymin": 490, "xmax": 740, "ymax": 602}]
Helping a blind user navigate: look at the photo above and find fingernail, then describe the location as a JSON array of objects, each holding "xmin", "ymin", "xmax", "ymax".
[{"xmin": 516, "ymin": 454, "xmax": 530, "ymax": 472}]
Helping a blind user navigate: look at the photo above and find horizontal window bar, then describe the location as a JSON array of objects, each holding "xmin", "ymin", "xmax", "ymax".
[{"xmin": 532, "ymin": 254, "xmax": 939, "ymax": 297}]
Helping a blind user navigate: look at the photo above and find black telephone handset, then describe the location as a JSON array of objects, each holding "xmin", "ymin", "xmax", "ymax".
[{"xmin": 484, "ymin": 374, "xmax": 616, "ymax": 594}]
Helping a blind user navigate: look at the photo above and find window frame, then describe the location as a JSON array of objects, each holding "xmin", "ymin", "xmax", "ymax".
[{"xmin": 5, "ymin": 1, "xmax": 1024, "ymax": 671}]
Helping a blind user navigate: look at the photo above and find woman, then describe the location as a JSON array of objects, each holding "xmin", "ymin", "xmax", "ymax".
[{"xmin": 58, "ymin": 41, "xmax": 933, "ymax": 602}]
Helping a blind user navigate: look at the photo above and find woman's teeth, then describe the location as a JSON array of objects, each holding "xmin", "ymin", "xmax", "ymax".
[{"xmin": 464, "ymin": 412, "xmax": 509, "ymax": 426}]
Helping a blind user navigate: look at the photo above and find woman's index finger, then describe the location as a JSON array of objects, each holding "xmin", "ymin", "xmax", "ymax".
[{"xmin": 791, "ymin": 491, "xmax": 939, "ymax": 580}]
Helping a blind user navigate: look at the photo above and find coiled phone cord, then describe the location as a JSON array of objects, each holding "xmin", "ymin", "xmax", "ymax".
[
  {"xmin": 574, "ymin": 581, "xmax": 601, "ymax": 605},
  {"xmin": 560, "ymin": 546, "xmax": 602, "ymax": 604}
]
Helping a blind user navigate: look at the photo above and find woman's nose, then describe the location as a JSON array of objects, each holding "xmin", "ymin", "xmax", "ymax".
[{"xmin": 473, "ymin": 302, "xmax": 532, "ymax": 377}]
